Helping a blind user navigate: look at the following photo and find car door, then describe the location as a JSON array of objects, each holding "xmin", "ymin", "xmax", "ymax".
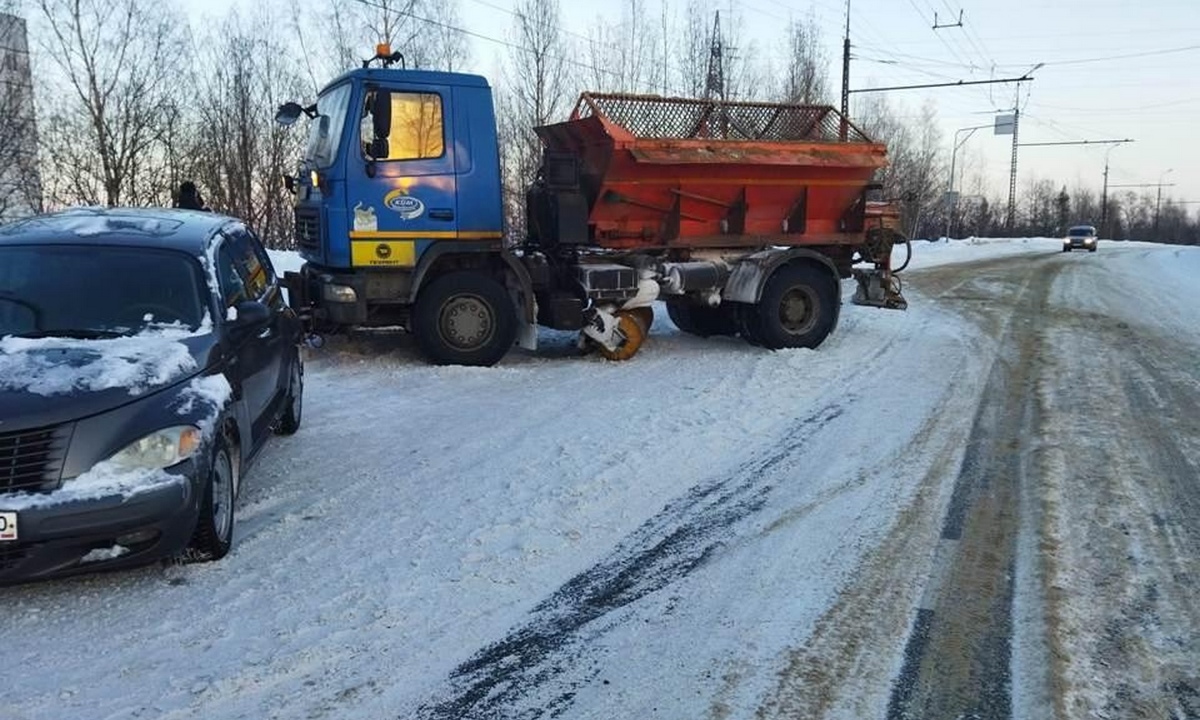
[
  {"xmin": 348, "ymin": 83, "xmax": 457, "ymax": 269},
  {"xmin": 216, "ymin": 230, "xmax": 287, "ymax": 446}
]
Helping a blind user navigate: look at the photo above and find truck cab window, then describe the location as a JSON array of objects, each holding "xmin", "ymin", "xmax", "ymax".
[{"xmin": 362, "ymin": 91, "xmax": 444, "ymax": 161}]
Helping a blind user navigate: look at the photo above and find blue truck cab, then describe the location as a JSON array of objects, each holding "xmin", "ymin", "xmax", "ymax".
[{"xmin": 278, "ymin": 48, "xmax": 536, "ymax": 366}]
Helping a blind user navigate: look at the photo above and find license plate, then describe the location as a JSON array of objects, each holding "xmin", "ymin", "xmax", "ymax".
[{"xmin": 0, "ymin": 512, "xmax": 16, "ymax": 542}]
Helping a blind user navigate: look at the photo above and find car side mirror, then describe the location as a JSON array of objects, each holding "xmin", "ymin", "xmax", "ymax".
[{"xmin": 229, "ymin": 300, "xmax": 271, "ymax": 332}]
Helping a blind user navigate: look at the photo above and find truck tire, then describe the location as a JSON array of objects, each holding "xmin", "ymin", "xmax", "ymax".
[
  {"xmin": 753, "ymin": 263, "xmax": 839, "ymax": 350},
  {"xmin": 666, "ymin": 300, "xmax": 737, "ymax": 337},
  {"xmin": 413, "ymin": 271, "xmax": 517, "ymax": 366}
]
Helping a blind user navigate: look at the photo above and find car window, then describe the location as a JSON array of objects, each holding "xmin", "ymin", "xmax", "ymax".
[{"xmin": 218, "ymin": 230, "xmax": 272, "ymax": 305}]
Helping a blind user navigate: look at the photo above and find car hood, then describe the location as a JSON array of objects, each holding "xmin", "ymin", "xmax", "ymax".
[{"xmin": 0, "ymin": 332, "xmax": 219, "ymax": 433}]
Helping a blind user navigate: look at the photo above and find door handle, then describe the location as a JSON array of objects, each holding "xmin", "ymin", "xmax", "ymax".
[{"xmin": 429, "ymin": 208, "xmax": 455, "ymax": 221}]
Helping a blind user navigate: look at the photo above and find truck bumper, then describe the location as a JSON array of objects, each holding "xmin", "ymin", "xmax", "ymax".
[{"xmin": 284, "ymin": 265, "xmax": 413, "ymax": 328}]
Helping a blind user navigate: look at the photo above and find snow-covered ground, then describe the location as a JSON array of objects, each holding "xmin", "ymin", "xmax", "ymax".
[{"xmin": 2, "ymin": 238, "xmax": 1196, "ymax": 719}]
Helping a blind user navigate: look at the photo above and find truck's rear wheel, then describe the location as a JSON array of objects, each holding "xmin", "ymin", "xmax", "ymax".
[
  {"xmin": 414, "ymin": 271, "xmax": 517, "ymax": 366},
  {"xmin": 666, "ymin": 300, "xmax": 737, "ymax": 337},
  {"xmin": 754, "ymin": 263, "xmax": 838, "ymax": 350}
]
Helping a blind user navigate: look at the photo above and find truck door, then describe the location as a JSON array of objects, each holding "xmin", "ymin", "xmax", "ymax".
[{"xmin": 348, "ymin": 84, "xmax": 457, "ymax": 269}]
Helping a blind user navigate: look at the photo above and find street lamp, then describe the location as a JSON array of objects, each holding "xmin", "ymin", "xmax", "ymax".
[
  {"xmin": 1154, "ymin": 168, "xmax": 1174, "ymax": 239},
  {"xmin": 945, "ymin": 124, "xmax": 991, "ymax": 240}
]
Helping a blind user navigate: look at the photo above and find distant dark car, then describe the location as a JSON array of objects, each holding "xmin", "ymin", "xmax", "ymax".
[
  {"xmin": 0, "ymin": 208, "xmax": 303, "ymax": 584},
  {"xmin": 1063, "ymin": 225, "xmax": 1098, "ymax": 252}
]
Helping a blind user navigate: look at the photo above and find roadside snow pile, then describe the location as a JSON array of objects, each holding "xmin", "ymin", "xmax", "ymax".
[
  {"xmin": 905, "ymin": 236, "xmax": 1066, "ymax": 270},
  {"xmin": 0, "ymin": 330, "xmax": 198, "ymax": 396},
  {"xmin": 268, "ymin": 249, "xmax": 304, "ymax": 275}
]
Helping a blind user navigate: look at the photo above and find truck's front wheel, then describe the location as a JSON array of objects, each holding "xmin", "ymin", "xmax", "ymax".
[{"xmin": 413, "ymin": 271, "xmax": 517, "ymax": 366}]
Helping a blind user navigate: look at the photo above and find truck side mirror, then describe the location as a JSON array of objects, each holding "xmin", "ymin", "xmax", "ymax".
[
  {"xmin": 275, "ymin": 102, "xmax": 304, "ymax": 127},
  {"xmin": 367, "ymin": 137, "xmax": 390, "ymax": 159},
  {"xmin": 371, "ymin": 90, "xmax": 392, "ymax": 141}
]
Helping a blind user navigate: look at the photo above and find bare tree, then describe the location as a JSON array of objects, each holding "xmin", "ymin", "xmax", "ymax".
[
  {"xmin": 35, "ymin": 0, "xmax": 186, "ymax": 207},
  {"xmin": 0, "ymin": 11, "xmax": 42, "ymax": 220},
  {"xmin": 189, "ymin": 7, "xmax": 307, "ymax": 247},
  {"xmin": 678, "ymin": 0, "xmax": 713, "ymax": 97},
  {"xmin": 497, "ymin": 0, "xmax": 570, "ymax": 240},
  {"xmin": 586, "ymin": 0, "xmax": 662, "ymax": 94},
  {"xmin": 779, "ymin": 11, "xmax": 829, "ymax": 105}
]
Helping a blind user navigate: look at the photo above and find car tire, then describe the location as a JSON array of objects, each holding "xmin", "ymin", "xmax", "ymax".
[
  {"xmin": 1062, "ymin": 246, "xmax": 1070, "ymax": 253},
  {"xmin": 1089, "ymin": 247, "xmax": 1097, "ymax": 253},
  {"xmin": 276, "ymin": 354, "xmax": 303, "ymax": 435},
  {"xmin": 413, "ymin": 271, "xmax": 517, "ymax": 366},
  {"xmin": 753, "ymin": 263, "xmax": 839, "ymax": 350},
  {"xmin": 185, "ymin": 437, "xmax": 235, "ymax": 562}
]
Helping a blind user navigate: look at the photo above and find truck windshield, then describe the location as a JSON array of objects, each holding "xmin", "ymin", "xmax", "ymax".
[{"xmin": 305, "ymin": 83, "xmax": 353, "ymax": 169}]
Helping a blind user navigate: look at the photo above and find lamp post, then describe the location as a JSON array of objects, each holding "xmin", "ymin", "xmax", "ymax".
[
  {"xmin": 1154, "ymin": 168, "xmax": 1174, "ymax": 239},
  {"xmin": 944, "ymin": 124, "xmax": 991, "ymax": 240}
]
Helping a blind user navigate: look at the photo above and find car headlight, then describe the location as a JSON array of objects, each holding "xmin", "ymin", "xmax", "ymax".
[{"xmin": 107, "ymin": 426, "xmax": 203, "ymax": 471}]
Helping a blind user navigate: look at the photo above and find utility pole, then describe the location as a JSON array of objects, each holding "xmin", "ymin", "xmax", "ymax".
[
  {"xmin": 1156, "ymin": 169, "xmax": 1174, "ymax": 239},
  {"xmin": 839, "ymin": 0, "xmax": 850, "ymax": 141},
  {"xmin": 1097, "ymin": 141, "xmax": 1134, "ymax": 237},
  {"xmin": 1007, "ymin": 97, "xmax": 1019, "ymax": 231}
]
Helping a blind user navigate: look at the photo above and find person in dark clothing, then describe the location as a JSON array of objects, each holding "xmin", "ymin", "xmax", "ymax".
[{"xmin": 175, "ymin": 181, "xmax": 210, "ymax": 211}]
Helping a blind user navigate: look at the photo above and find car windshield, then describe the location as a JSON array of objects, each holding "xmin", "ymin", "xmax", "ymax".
[
  {"xmin": 304, "ymin": 82, "xmax": 353, "ymax": 169},
  {"xmin": 0, "ymin": 245, "xmax": 207, "ymax": 338},
  {"xmin": 1068, "ymin": 227, "xmax": 1095, "ymax": 237}
]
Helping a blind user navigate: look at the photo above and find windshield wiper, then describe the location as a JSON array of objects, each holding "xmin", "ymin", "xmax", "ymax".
[{"xmin": 14, "ymin": 328, "xmax": 124, "ymax": 340}]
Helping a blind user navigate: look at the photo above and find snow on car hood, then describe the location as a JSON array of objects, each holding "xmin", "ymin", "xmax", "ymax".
[
  {"xmin": 0, "ymin": 326, "xmax": 219, "ymax": 433},
  {"xmin": 0, "ymin": 327, "xmax": 201, "ymax": 397}
]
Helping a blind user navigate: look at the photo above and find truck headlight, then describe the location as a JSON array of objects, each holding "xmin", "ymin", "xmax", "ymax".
[
  {"xmin": 107, "ymin": 426, "xmax": 203, "ymax": 471},
  {"xmin": 323, "ymin": 284, "xmax": 358, "ymax": 303}
]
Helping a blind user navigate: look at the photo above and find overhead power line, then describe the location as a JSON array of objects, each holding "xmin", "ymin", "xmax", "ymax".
[
  {"xmin": 1041, "ymin": 43, "xmax": 1200, "ymax": 66},
  {"xmin": 348, "ymin": 0, "xmax": 627, "ymax": 85}
]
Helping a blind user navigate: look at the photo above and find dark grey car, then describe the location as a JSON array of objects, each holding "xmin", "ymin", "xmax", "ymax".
[
  {"xmin": 1063, "ymin": 225, "xmax": 1098, "ymax": 252},
  {"xmin": 0, "ymin": 208, "xmax": 304, "ymax": 584}
]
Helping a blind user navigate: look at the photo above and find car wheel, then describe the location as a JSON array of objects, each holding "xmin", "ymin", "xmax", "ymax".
[
  {"xmin": 185, "ymin": 437, "xmax": 235, "ymax": 562},
  {"xmin": 1062, "ymin": 246, "xmax": 1070, "ymax": 253},
  {"xmin": 753, "ymin": 263, "xmax": 839, "ymax": 350},
  {"xmin": 1089, "ymin": 246, "xmax": 1097, "ymax": 252},
  {"xmin": 413, "ymin": 271, "xmax": 517, "ymax": 366},
  {"xmin": 276, "ymin": 355, "xmax": 303, "ymax": 435}
]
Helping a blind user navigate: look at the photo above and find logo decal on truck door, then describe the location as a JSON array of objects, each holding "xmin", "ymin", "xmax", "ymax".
[
  {"xmin": 383, "ymin": 189, "xmax": 426, "ymax": 220},
  {"xmin": 353, "ymin": 202, "xmax": 378, "ymax": 232}
]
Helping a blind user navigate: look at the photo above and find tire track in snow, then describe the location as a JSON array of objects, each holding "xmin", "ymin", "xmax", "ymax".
[
  {"xmin": 884, "ymin": 255, "xmax": 1061, "ymax": 720},
  {"xmin": 412, "ymin": 402, "xmax": 846, "ymax": 720}
]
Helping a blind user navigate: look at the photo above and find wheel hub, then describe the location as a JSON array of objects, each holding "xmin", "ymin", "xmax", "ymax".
[
  {"xmin": 211, "ymin": 451, "xmax": 234, "ymax": 541},
  {"xmin": 779, "ymin": 287, "xmax": 817, "ymax": 335},
  {"xmin": 439, "ymin": 295, "xmax": 495, "ymax": 350}
]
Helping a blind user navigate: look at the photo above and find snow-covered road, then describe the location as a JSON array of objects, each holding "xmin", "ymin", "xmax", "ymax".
[{"xmin": 2, "ymin": 239, "xmax": 1197, "ymax": 720}]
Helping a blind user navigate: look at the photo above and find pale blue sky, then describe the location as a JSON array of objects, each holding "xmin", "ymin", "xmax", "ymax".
[{"xmin": 181, "ymin": 0, "xmax": 1199, "ymax": 205}]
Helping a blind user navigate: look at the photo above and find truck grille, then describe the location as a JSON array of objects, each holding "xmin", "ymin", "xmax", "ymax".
[
  {"xmin": 294, "ymin": 207, "xmax": 321, "ymax": 253},
  {"xmin": 0, "ymin": 424, "xmax": 71, "ymax": 494}
]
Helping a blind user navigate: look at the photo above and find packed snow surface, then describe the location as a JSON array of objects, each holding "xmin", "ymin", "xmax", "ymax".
[{"xmin": 1, "ymin": 237, "xmax": 1195, "ymax": 720}]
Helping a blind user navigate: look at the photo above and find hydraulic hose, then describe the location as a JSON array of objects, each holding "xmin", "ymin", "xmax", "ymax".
[{"xmin": 892, "ymin": 234, "xmax": 913, "ymax": 273}]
